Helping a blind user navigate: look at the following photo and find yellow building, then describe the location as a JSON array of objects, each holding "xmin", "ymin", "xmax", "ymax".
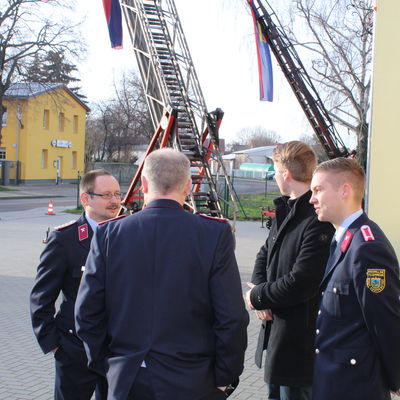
[
  {"xmin": 368, "ymin": 2, "xmax": 400, "ymax": 257},
  {"xmin": 1, "ymin": 83, "xmax": 89, "ymax": 184}
]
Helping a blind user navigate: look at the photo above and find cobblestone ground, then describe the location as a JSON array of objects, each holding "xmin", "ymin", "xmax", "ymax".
[{"xmin": 0, "ymin": 208, "xmax": 268, "ymax": 399}]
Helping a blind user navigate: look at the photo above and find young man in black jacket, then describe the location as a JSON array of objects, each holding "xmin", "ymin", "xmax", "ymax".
[{"xmin": 246, "ymin": 141, "xmax": 334, "ymax": 400}]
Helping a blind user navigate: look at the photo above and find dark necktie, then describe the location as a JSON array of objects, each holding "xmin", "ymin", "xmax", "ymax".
[{"xmin": 324, "ymin": 239, "xmax": 337, "ymax": 275}]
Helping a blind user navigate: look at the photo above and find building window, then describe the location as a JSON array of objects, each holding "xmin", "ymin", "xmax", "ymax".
[
  {"xmin": 0, "ymin": 148, "xmax": 6, "ymax": 159},
  {"xmin": 41, "ymin": 149, "xmax": 48, "ymax": 169},
  {"xmin": 73, "ymin": 115, "xmax": 78, "ymax": 134},
  {"xmin": 1, "ymin": 107, "xmax": 7, "ymax": 126},
  {"xmin": 43, "ymin": 109, "xmax": 50, "ymax": 129},
  {"xmin": 72, "ymin": 151, "xmax": 77, "ymax": 169},
  {"xmin": 58, "ymin": 112, "xmax": 65, "ymax": 131}
]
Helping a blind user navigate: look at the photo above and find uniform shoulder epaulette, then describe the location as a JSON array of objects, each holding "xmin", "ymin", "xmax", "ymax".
[
  {"xmin": 360, "ymin": 225, "xmax": 375, "ymax": 242},
  {"xmin": 98, "ymin": 214, "xmax": 127, "ymax": 226},
  {"xmin": 199, "ymin": 214, "xmax": 229, "ymax": 223},
  {"xmin": 54, "ymin": 220, "xmax": 77, "ymax": 231}
]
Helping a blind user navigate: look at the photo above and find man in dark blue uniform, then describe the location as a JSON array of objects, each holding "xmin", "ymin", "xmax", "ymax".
[
  {"xmin": 310, "ymin": 157, "xmax": 400, "ymax": 400},
  {"xmin": 75, "ymin": 148, "xmax": 249, "ymax": 400},
  {"xmin": 30, "ymin": 169, "xmax": 121, "ymax": 399}
]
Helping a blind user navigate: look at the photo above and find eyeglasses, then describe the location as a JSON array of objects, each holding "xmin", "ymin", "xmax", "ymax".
[{"xmin": 87, "ymin": 192, "xmax": 122, "ymax": 199}]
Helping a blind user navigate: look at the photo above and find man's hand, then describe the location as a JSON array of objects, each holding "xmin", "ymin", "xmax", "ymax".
[
  {"xmin": 217, "ymin": 386, "xmax": 227, "ymax": 392},
  {"xmin": 255, "ymin": 309, "xmax": 273, "ymax": 321},
  {"xmin": 245, "ymin": 282, "xmax": 255, "ymax": 310}
]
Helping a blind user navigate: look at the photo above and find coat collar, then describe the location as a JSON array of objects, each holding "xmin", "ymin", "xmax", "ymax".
[
  {"xmin": 273, "ymin": 190, "xmax": 312, "ymax": 238},
  {"xmin": 267, "ymin": 191, "xmax": 312, "ymax": 264},
  {"xmin": 143, "ymin": 199, "xmax": 184, "ymax": 210},
  {"xmin": 322, "ymin": 212, "xmax": 368, "ymax": 282}
]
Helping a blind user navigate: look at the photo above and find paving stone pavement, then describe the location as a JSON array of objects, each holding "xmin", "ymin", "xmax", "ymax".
[{"xmin": 0, "ymin": 205, "xmax": 269, "ymax": 399}]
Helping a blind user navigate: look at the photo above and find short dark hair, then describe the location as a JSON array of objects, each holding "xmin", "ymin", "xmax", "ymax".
[
  {"xmin": 314, "ymin": 158, "xmax": 365, "ymax": 201},
  {"xmin": 80, "ymin": 169, "xmax": 112, "ymax": 194},
  {"xmin": 272, "ymin": 141, "xmax": 317, "ymax": 183}
]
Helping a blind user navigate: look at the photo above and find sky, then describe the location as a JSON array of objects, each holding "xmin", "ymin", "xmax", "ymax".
[{"xmin": 76, "ymin": 0, "xmax": 329, "ymax": 145}]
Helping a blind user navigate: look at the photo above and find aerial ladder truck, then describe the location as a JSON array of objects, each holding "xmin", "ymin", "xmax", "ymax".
[
  {"xmin": 248, "ymin": 0, "xmax": 350, "ymax": 159},
  {"xmin": 118, "ymin": 0, "xmax": 238, "ymax": 219},
  {"xmin": 247, "ymin": 0, "xmax": 351, "ymax": 224}
]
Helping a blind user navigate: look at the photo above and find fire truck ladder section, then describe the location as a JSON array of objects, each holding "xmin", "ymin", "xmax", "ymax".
[
  {"xmin": 251, "ymin": 0, "xmax": 349, "ymax": 158},
  {"xmin": 120, "ymin": 0, "xmax": 238, "ymax": 218}
]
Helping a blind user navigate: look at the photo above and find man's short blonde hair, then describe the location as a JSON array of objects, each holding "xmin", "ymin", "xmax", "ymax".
[
  {"xmin": 142, "ymin": 148, "xmax": 190, "ymax": 194},
  {"xmin": 272, "ymin": 141, "xmax": 317, "ymax": 183},
  {"xmin": 314, "ymin": 157, "xmax": 365, "ymax": 201}
]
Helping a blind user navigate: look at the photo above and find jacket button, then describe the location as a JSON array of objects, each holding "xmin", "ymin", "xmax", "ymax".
[
  {"xmin": 350, "ymin": 358, "xmax": 356, "ymax": 365},
  {"xmin": 316, "ymin": 329, "xmax": 320, "ymax": 335},
  {"xmin": 333, "ymin": 287, "xmax": 337, "ymax": 293},
  {"xmin": 321, "ymin": 291, "xmax": 324, "ymax": 296},
  {"xmin": 315, "ymin": 349, "xmax": 320, "ymax": 354},
  {"xmin": 318, "ymin": 310, "xmax": 322, "ymax": 315},
  {"xmin": 68, "ymin": 329, "xmax": 73, "ymax": 334}
]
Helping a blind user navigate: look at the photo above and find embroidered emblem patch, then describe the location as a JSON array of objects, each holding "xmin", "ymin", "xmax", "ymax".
[
  {"xmin": 366, "ymin": 269, "xmax": 385, "ymax": 293},
  {"xmin": 78, "ymin": 224, "xmax": 89, "ymax": 241}
]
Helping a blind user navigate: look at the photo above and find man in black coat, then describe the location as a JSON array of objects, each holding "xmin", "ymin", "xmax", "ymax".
[
  {"xmin": 245, "ymin": 141, "xmax": 334, "ymax": 400},
  {"xmin": 30, "ymin": 169, "xmax": 121, "ymax": 399},
  {"xmin": 309, "ymin": 157, "xmax": 400, "ymax": 400},
  {"xmin": 75, "ymin": 148, "xmax": 249, "ymax": 400}
]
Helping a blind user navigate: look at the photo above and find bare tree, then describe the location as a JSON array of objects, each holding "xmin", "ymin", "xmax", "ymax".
[
  {"xmin": 282, "ymin": 0, "xmax": 373, "ymax": 166},
  {"xmin": 228, "ymin": 126, "xmax": 281, "ymax": 151},
  {"xmin": 299, "ymin": 133, "xmax": 328, "ymax": 162},
  {"xmin": 85, "ymin": 71, "xmax": 152, "ymax": 163},
  {"xmin": 0, "ymin": 0, "xmax": 83, "ymax": 143}
]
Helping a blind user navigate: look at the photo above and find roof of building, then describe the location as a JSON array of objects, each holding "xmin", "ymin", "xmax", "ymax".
[
  {"xmin": 4, "ymin": 82, "xmax": 90, "ymax": 112},
  {"xmin": 233, "ymin": 145, "xmax": 277, "ymax": 157}
]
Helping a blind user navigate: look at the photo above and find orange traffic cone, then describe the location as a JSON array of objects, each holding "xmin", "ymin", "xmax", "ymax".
[{"xmin": 46, "ymin": 200, "xmax": 56, "ymax": 215}]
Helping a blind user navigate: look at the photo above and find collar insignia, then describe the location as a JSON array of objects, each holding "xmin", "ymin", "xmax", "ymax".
[
  {"xmin": 340, "ymin": 230, "xmax": 353, "ymax": 253},
  {"xmin": 78, "ymin": 223, "xmax": 89, "ymax": 241}
]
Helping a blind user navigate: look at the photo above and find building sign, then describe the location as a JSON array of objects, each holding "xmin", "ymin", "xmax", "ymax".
[{"xmin": 51, "ymin": 140, "xmax": 72, "ymax": 148}]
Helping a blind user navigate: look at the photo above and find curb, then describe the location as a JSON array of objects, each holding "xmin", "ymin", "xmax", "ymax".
[{"xmin": 0, "ymin": 195, "xmax": 64, "ymax": 200}]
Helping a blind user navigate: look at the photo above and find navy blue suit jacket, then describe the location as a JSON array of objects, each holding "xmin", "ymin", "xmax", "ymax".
[
  {"xmin": 30, "ymin": 214, "xmax": 93, "ymax": 354},
  {"xmin": 75, "ymin": 199, "xmax": 249, "ymax": 400},
  {"xmin": 313, "ymin": 213, "xmax": 400, "ymax": 400}
]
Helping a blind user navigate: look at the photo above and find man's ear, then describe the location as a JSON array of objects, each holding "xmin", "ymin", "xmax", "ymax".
[
  {"xmin": 282, "ymin": 168, "xmax": 292, "ymax": 182},
  {"xmin": 342, "ymin": 183, "xmax": 352, "ymax": 199},
  {"xmin": 184, "ymin": 178, "xmax": 192, "ymax": 196},
  {"xmin": 80, "ymin": 192, "xmax": 89, "ymax": 207},
  {"xmin": 142, "ymin": 175, "xmax": 149, "ymax": 194}
]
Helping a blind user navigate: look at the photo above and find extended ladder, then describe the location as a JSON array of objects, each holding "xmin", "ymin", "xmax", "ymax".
[
  {"xmin": 249, "ymin": 0, "xmax": 349, "ymax": 158},
  {"xmin": 120, "ymin": 0, "xmax": 237, "ymax": 217}
]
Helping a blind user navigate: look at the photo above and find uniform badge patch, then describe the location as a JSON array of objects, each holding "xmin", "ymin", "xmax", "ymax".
[
  {"xmin": 78, "ymin": 224, "xmax": 89, "ymax": 241},
  {"xmin": 366, "ymin": 269, "xmax": 386, "ymax": 293}
]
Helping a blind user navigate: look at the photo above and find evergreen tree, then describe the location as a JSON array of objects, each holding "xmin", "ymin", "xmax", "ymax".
[{"xmin": 25, "ymin": 50, "xmax": 87, "ymax": 102}]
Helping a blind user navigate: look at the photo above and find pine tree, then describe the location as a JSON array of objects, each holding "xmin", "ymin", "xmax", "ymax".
[{"xmin": 25, "ymin": 50, "xmax": 87, "ymax": 103}]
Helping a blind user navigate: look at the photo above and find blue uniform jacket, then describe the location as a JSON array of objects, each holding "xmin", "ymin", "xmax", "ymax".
[
  {"xmin": 75, "ymin": 199, "xmax": 249, "ymax": 400},
  {"xmin": 30, "ymin": 214, "xmax": 93, "ymax": 354},
  {"xmin": 313, "ymin": 213, "xmax": 400, "ymax": 400}
]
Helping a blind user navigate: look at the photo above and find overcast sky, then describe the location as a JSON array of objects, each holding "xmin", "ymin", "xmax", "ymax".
[{"xmin": 76, "ymin": 0, "xmax": 324, "ymax": 145}]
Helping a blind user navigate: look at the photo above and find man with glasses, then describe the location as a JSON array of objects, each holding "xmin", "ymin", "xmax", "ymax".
[{"xmin": 30, "ymin": 169, "xmax": 121, "ymax": 400}]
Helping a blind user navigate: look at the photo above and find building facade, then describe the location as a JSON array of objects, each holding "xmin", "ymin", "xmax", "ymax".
[{"xmin": 1, "ymin": 83, "xmax": 89, "ymax": 184}]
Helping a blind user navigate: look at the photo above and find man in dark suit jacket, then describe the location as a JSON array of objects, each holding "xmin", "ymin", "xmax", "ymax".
[
  {"xmin": 309, "ymin": 157, "xmax": 400, "ymax": 400},
  {"xmin": 30, "ymin": 169, "xmax": 121, "ymax": 399},
  {"xmin": 75, "ymin": 148, "xmax": 249, "ymax": 400},
  {"xmin": 245, "ymin": 141, "xmax": 334, "ymax": 400}
]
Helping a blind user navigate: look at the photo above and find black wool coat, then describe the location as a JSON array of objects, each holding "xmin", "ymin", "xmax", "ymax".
[{"xmin": 250, "ymin": 190, "xmax": 334, "ymax": 387}]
